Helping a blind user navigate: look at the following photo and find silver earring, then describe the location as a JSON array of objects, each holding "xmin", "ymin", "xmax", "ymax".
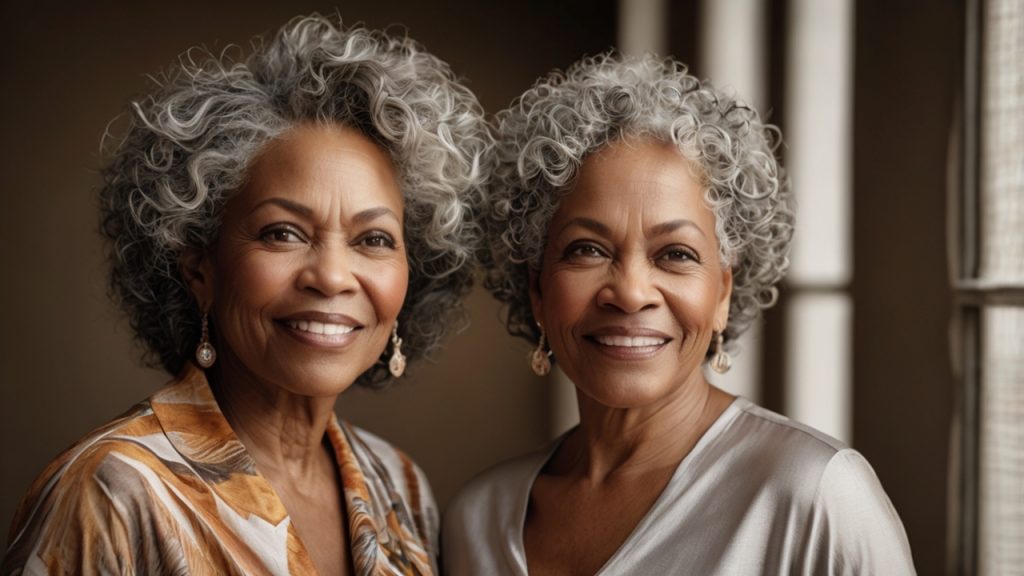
[
  {"xmin": 389, "ymin": 322, "xmax": 406, "ymax": 378},
  {"xmin": 195, "ymin": 312, "xmax": 217, "ymax": 369},
  {"xmin": 530, "ymin": 324, "xmax": 552, "ymax": 376},
  {"xmin": 710, "ymin": 331, "xmax": 731, "ymax": 374}
]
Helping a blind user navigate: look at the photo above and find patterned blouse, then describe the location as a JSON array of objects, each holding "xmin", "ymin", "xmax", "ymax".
[{"xmin": 2, "ymin": 365, "xmax": 438, "ymax": 575}]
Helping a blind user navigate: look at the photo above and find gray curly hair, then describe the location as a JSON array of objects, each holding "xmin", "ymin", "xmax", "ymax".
[
  {"xmin": 485, "ymin": 52, "xmax": 794, "ymax": 356},
  {"xmin": 100, "ymin": 14, "xmax": 493, "ymax": 387}
]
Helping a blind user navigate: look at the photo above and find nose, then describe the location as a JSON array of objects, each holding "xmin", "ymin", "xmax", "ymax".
[
  {"xmin": 296, "ymin": 241, "xmax": 359, "ymax": 297},
  {"xmin": 596, "ymin": 256, "xmax": 661, "ymax": 313}
]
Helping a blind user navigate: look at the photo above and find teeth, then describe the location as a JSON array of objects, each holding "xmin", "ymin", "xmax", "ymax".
[
  {"xmin": 287, "ymin": 320, "xmax": 355, "ymax": 335},
  {"xmin": 594, "ymin": 335, "xmax": 666, "ymax": 347}
]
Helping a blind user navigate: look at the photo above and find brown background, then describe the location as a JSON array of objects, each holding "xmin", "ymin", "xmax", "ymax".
[{"xmin": 0, "ymin": 2, "xmax": 958, "ymax": 574}]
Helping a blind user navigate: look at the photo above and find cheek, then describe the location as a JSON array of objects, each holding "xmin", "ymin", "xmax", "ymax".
[
  {"xmin": 541, "ymin": 271, "xmax": 591, "ymax": 317},
  {"xmin": 217, "ymin": 252, "xmax": 296, "ymax": 315},
  {"xmin": 539, "ymin": 269, "xmax": 598, "ymax": 352},
  {"xmin": 362, "ymin": 260, "xmax": 409, "ymax": 321},
  {"xmin": 213, "ymin": 256, "xmax": 293, "ymax": 358},
  {"xmin": 207, "ymin": 252, "xmax": 296, "ymax": 359},
  {"xmin": 665, "ymin": 276, "xmax": 723, "ymax": 330}
]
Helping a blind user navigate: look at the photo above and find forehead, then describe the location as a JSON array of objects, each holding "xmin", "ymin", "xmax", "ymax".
[
  {"xmin": 238, "ymin": 123, "xmax": 402, "ymax": 210},
  {"xmin": 583, "ymin": 138, "xmax": 700, "ymax": 185},
  {"xmin": 558, "ymin": 138, "xmax": 712, "ymax": 224}
]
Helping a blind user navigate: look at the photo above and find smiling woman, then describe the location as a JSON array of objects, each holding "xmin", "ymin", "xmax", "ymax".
[
  {"xmin": 1, "ymin": 14, "xmax": 490, "ymax": 576},
  {"xmin": 533, "ymin": 140, "xmax": 732, "ymax": 411},
  {"xmin": 187, "ymin": 125, "xmax": 410, "ymax": 400},
  {"xmin": 444, "ymin": 52, "xmax": 916, "ymax": 575}
]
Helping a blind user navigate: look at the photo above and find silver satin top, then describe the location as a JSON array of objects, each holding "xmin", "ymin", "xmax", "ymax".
[{"xmin": 443, "ymin": 397, "xmax": 915, "ymax": 575}]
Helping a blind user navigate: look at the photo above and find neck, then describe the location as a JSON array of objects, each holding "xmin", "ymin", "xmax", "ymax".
[
  {"xmin": 208, "ymin": 356, "xmax": 339, "ymax": 485},
  {"xmin": 559, "ymin": 372, "xmax": 733, "ymax": 484}
]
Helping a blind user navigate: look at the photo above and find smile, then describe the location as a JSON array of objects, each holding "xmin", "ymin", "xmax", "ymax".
[
  {"xmin": 584, "ymin": 327, "xmax": 672, "ymax": 360},
  {"xmin": 592, "ymin": 335, "xmax": 668, "ymax": 347},
  {"xmin": 286, "ymin": 320, "xmax": 356, "ymax": 335}
]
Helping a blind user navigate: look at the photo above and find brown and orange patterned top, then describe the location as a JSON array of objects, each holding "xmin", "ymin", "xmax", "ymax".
[{"xmin": 2, "ymin": 365, "xmax": 438, "ymax": 575}]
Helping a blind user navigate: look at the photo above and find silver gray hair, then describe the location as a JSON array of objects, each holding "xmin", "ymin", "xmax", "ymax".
[
  {"xmin": 485, "ymin": 52, "xmax": 795, "ymax": 355},
  {"xmin": 100, "ymin": 14, "xmax": 493, "ymax": 387}
]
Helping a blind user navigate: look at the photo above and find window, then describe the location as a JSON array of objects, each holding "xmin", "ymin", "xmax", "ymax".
[{"xmin": 953, "ymin": 1, "xmax": 1024, "ymax": 573}]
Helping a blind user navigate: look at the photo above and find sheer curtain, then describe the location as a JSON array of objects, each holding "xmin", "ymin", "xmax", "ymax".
[
  {"xmin": 978, "ymin": 1, "xmax": 1024, "ymax": 573},
  {"xmin": 956, "ymin": 0, "xmax": 1024, "ymax": 574}
]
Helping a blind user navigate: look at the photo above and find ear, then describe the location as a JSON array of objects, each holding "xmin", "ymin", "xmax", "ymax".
[
  {"xmin": 528, "ymin": 267, "xmax": 544, "ymax": 328},
  {"xmin": 714, "ymin": 264, "xmax": 733, "ymax": 332},
  {"xmin": 179, "ymin": 247, "xmax": 216, "ymax": 311}
]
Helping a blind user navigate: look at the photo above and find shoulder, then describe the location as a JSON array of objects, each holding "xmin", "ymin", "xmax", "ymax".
[
  {"xmin": 444, "ymin": 441, "xmax": 552, "ymax": 545},
  {"xmin": 442, "ymin": 445, "xmax": 551, "ymax": 576},
  {"xmin": 718, "ymin": 400, "xmax": 852, "ymax": 490},
  {"xmin": 711, "ymin": 401, "xmax": 898, "ymax": 520},
  {"xmin": 730, "ymin": 400, "xmax": 846, "ymax": 456},
  {"xmin": 13, "ymin": 399, "xmax": 169, "ymax": 514},
  {"xmin": 720, "ymin": 401, "xmax": 915, "ymax": 573},
  {"xmin": 804, "ymin": 450, "xmax": 916, "ymax": 573},
  {"xmin": 447, "ymin": 442, "xmax": 551, "ymax": 523},
  {"xmin": 4, "ymin": 400, "xmax": 173, "ymax": 572}
]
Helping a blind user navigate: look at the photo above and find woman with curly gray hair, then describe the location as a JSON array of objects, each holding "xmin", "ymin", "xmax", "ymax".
[
  {"xmin": 3, "ymin": 14, "xmax": 489, "ymax": 576},
  {"xmin": 444, "ymin": 53, "xmax": 915, "ymax": 575}
]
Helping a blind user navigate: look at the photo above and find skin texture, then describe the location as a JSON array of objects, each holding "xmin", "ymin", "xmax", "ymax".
[
  {"xmin": 524, "ymin": 139, "xmax": 735, "ymax": 576},
  {"xmin": 182, "ymin": 123, "xmax": 408, "ymax": 576}
]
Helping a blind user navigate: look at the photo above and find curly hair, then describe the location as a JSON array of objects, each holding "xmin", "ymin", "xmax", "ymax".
[
  {"xmin": 100, "ymin": 14, "xmax": 493, "ymax": 387},
  {"xmin": 485, "ymin": 52, "xmax": 794, "ymax": 357}
]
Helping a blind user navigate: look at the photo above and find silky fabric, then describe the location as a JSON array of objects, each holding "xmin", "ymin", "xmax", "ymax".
[
  {"xmin": 444, "ymin": 397, "xmax": 915, "ymax": 575},
  {"xmin": 3, "ymin": 364, "xmax": 437, "ymax": 575}
]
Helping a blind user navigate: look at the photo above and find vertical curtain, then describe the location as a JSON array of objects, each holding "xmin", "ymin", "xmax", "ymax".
[{"xmin": 978, "ymin": 1, "xmax": 1024, "ymax": 574}]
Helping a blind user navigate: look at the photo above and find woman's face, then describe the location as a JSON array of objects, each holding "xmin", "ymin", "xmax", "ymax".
[
  {"xmin": 190, "ymin": 123, "xmax": 408, "ymax": 398},
  {"xmin": 531, "ymin": 138, "xmax": 732, "ymax": 409}
]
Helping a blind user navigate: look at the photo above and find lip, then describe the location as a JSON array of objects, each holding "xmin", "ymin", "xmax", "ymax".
[
  {"xmin": 583, "ymin": 326, "xmax": 672, "ymax": 360},
  {"xmin": 276, "ymin": 311, "xmax": 364, "ymax": 348}
]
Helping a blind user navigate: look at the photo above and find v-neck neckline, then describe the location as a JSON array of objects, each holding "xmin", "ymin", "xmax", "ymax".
[
  {"xmin": 150, "ymin": 364, "xmax": 434, "ymax": 575},
  {"xmin": 512, "ymin": 396, "xmax": 746, "ymax": 576}
]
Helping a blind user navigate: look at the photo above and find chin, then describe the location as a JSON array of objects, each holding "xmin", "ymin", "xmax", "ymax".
[
  {"xmin": 269, "ymin": 361, "xmax": 368, "ymax": 399},
  {"xmin": 568, "ymin": 361, "xmax": 703, "ymax": 410},
  {"xmin": 574, "ymin": 377, "xmax": 674, "ymax": 410}
]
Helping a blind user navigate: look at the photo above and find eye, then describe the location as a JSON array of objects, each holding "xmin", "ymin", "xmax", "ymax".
[
  {"xmin": 260, "ymin": 224, "xmax": 307, "ymax": 244},
  {"xmin": 564, "ymin": 241, "xmax": 608, "ymax": 260},
  {"xmin": 657, "ymin": 245, "xmax": 700, "ymax": 264},
  {"xmin": 358, "ymin": 230, "xmax": 397, "ymax": 249}
]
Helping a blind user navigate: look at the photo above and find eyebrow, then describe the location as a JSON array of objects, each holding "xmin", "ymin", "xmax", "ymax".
[
  {"xmin": 250, "ymin": 197, "xmax": 312, "ymax": 218},
  {"xmin": 249, "ymin": 198, "xmax": 400, "ymax": 225},
  {"xmin": 559, "ymin": 217, "xmax": 611, "ymax": 237},
  {"xmin": 559, "ymin": 216, "xmax": 706, "ymax": 238},
  {"xmin": 351, "ymin": 206, "xmax": 401, "ymax": 226},
  {"xmin": 648, "ymin": 219, "xmax": 706, "ymax": 238}
]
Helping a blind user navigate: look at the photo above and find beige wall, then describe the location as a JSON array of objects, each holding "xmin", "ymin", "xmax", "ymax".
[{"xmin": 0, "ymin": 0, "xmax": 616, "ymax": 534}]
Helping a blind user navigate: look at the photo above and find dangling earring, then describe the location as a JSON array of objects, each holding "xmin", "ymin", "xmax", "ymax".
[
  {"xmin": 530, "ymin": 323, "xmax": 552, "ymax": 376},
  {"xmin": 389, "ymin": 322, "xmax": 406, "ymax": 378},
  {"xmin": 710, "ymin": 331, "xmax": 731, "ymax": 374},
  {"xmin": 195, "ymin": 312, "xmax": 217, "ymax": 369}
]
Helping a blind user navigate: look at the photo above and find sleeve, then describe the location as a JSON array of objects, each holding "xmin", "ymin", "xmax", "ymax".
[
  {"xmin": 2, "ymin": 469, "xmax": 135, "ymax": 576},
  {"xmin": 801, "ymin": 449, "xmax": 917, "ymax": 576}
]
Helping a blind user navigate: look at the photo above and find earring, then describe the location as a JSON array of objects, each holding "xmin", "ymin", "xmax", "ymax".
[
  {"xmin": 195, "ymin": 312, "xmax": 217, "ymax": 369},
  {"xmin": 530, "ymin": 323, "xmax": 552, "ymax": 376},
  {"xmin": 710, "ymin": 331, "xmax": 731, "ymax": 374},
  {"xmin": 389, "ymin": 322, "xmax": 406, "ymax": 378}
]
